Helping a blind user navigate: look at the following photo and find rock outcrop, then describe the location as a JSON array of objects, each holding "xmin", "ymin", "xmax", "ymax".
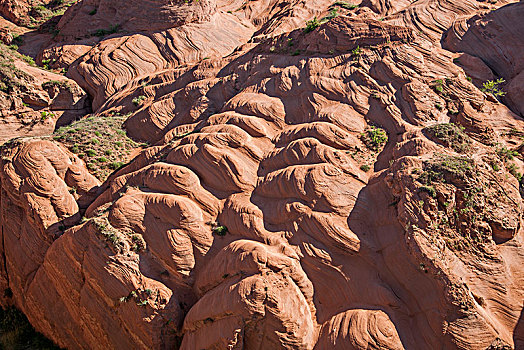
[
  {"xmin": 0, "ymin": 44, "xmax": 89, "ymax": 144},
  {"xmin": 0, "ymin": 0, "xmax": 523, "ymax": 349},
  {"xmin": 0, "ymin": 0, "xmax": 75, "ymax": 27},
  {"xmin": 443, "ymin": 1, "xmax": 524, "ymax": 117}
]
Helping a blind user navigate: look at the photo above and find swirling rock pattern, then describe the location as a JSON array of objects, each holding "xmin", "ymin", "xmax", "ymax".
[
  {"xmin": 0, "ymin": 0, "xmax": 524, "ymax": 349},
  {"xmin": 39, "ymin": 0, "xmax": 336, "ymax": 110},
  {"xmin": 443, "ymin": 1, "xmax": 524, "ymax": 117}
]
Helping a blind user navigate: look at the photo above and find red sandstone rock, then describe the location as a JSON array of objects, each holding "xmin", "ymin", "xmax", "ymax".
[
  {"xmin": 0, "ymin": 46, "xmax": 89, "ymax": 144},
  {"xmin": 443, "ymin": 1, "xmax": 524, "ymax": 117},
  {"xmin": 0, "ymin": 0, "xmax": 523, "ymax": 349}
]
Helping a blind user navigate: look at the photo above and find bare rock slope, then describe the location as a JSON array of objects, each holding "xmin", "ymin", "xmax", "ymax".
[
  {"xmin": 1, "ymin": 0, "xmax": 524, "ymax": 349},
  {"xmin": 443, "ymin": 1, "xmax": 524, "ymax": 116}
]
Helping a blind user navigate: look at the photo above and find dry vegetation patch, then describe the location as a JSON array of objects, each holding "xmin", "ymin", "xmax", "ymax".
[{"xmin": 52, "ymin": 115, "xmax": 140, "ymax": 180}]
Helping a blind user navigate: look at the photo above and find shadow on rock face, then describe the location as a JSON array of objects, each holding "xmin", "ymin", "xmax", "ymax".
[{"xmin": 515, "ymin": 309, "xmax": 524, "ymax": 350}]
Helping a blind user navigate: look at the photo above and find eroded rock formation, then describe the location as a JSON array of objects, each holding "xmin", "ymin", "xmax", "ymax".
[
  {"xmin": 443, "ymin": 1, "xmax": 524, "ymax": 117},
  {"xmin": 0, "ymin": 0, "xmax": 523, "ymax": 349},
  {"xmin": 0, "ymin": 44, "xmax": 89, "ymax": 144}
]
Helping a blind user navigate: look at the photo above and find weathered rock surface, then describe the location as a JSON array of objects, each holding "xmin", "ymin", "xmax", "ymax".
[
  {"xmin": 36, "ymin": 0, "xmax": 343, "ymax": 110},
  {"xmin": 0, "ymin": 0, "xmax": 46, "ymax": 25},
  {"xmin": 0, "ymin": 0, "xmax": 523, "ymax": 349},
  {"xmin": 443, "ymin": 1, "xmax": 524, "ymax": 116},
  {"xmin": 0, "ymin": 0, "xmax": 75, "ymax": 27},
  {"xmin": 0, "ymin": 44, "xmax": 89, "ymax": 144}
]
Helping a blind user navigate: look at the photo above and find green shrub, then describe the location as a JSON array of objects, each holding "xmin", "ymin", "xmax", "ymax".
[
  {"xmin": 361, "ymin": 126, "xmax": 388, "ymax": 151},
  {"xmin": 11, "ymin": 34, "xmax": 22, "ymax": 46},
  {"xmin": 40, "ymin": 111, "xmax": 55, "ymax": 121},
  {"xmin": 321, "ymin": 8, "xmax": 338, "ymax": 22},
  {"xmin": 93, "ymin": 24, "xmax": 120, "ymax": 37},
  {"xmin": 213, "ymin": 225, "xmax": 228, "ymax": 236},
  {"xmin": 419, "ymin": 185, "xmax": 436, "ymax": 198},
  {"xmin": 434, "ymin": 80, "xmax": 443, "ymax": 93},
  {"xmin": 304, "ymin": 17, "xmax": 320, "ymax": 33},
  {"xmin": 42, "ymin": 80, "xmax": 70, "ymax": 91},
  {"xmin": 508, "ymin": 163, "xmax": 522, "ymax": 182},
  {"xmin": 131, "ymin": 234, "xmax": 145, "ymax": 251},
  {"xmin": 32, "ymin": 5, "xmax": 50, "ymax": 17},
  {"xmin": 360, "ymin": 164, "xmax": 370, "ymax": 172},
  {"xmin": 333, "ymin": 1, "xmax": 358, "ymax": 9},
  {"xmin": 496, "ymin": 146, "xmax": 518, "ymax": 161},
  {"xmin": 481, "ymin": 78, "xmax": 505, "ymax": 98},
  {"xmin": 41, "ymin": 58, "xmax": 51, "ymax": 69},
  {"xmin": 109, "ymin": 161, "xmax": 125, "ymax": 170},
  {"xmin": 94, "ymin": 217, "xmax": 121, "ymax": 249},
  {"xmin": 20, "ymin": 54, "xmax": 35, "ymax": 66},
  {"xmin": 136, "ymin": 300, "xmax": 148, "ymax": 307},
  {"xmin": 132, "ymin": 95, "xmax": 146, "ymax": 106}
]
